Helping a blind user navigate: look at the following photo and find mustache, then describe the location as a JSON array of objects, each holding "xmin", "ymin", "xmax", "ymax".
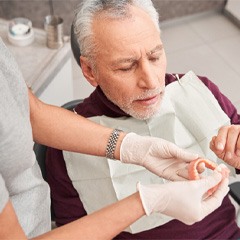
[{"xmin": 135, "ymin": 88, "xmax": 165, "ymax": 100}]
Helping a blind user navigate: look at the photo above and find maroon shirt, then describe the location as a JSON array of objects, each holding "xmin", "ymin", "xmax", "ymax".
[{"xmin": 46, "ymin": 74, "xmax": 240, "ymax": 239}]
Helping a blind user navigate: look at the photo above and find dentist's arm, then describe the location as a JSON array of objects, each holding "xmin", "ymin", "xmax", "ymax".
[
  {"xmin": 1, "ymin": 171, "xmax": 228, "ymax": 240},
  {"xmin": 29, "ymin": 89, "xmax": 120, "ymax": 157}
]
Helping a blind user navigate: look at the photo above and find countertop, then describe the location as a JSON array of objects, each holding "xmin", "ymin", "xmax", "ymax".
[{"xmin": 0, "ymin": 18, "xmax": 71, "ymax": 96}]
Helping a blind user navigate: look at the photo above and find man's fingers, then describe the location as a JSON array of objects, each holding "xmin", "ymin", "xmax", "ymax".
[
  {"xmin": 224, "ymin": 128, "xmax": 239, "ymax": 158},
  {"xmin": 214, "ymin": 127, "xmax": 228, "ymax": 151}
]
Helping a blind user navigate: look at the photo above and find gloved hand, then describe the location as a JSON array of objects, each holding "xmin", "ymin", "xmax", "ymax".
[
  {"xmin": 137, "ymin": 169, "xmax": 229, "ymax": 225},
  {"xmin": 120, "ymin": 133, "xmax": 198, "ymax": 181}
]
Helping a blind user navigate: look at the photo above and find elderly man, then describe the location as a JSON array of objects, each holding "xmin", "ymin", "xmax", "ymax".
[{"xmin": 46, "ymin": 0, "xmax": 240, "ymax": 239}]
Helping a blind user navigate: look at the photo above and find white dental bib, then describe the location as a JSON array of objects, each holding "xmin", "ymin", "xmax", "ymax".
[{"xmin": 63, "ymin": 71, "xmax": 234, "ymax": 233}]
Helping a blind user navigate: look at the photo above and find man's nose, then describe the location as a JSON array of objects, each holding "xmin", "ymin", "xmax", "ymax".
[{"xmin": 137, "ymin": 61, "xmax": 159, "ymax": 89}]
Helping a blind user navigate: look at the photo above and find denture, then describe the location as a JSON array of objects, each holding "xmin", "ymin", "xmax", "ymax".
[{"xmin": 188, "ymin": 158, "xmax": 229, "ymax": 196}]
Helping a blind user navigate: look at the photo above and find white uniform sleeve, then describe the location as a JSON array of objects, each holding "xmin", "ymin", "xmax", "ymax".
[{"xmin": 0, "ymin": 174, "xmax": 9, "ymax": 213}]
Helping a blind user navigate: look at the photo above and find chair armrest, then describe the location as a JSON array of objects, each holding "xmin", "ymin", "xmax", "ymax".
[{"xmin": 229, "ymin": 182, "xmax": 240, "ymax": 205}]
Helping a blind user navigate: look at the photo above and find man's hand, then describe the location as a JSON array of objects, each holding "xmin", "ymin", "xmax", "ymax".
[
  {"xmin": 210, "ymin": 125, "xmax": 240, "ymax": 169},
  {"xmin": 137, "ymin": 170, "xmax": 229, "ymax": 225},
  {"xmin": 120, "ymin": 133, "xmax": 198, "ymax": 181}
]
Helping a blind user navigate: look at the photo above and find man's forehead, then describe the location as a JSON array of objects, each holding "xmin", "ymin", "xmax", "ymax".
[{"xmin": 92, "ymin": 6, "xmax": 160, "ymax": 49}]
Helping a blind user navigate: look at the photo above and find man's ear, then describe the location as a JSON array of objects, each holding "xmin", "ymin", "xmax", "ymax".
[{"xmin": 80, "ymin": 56, "xmax": 98, "ymax": 87}]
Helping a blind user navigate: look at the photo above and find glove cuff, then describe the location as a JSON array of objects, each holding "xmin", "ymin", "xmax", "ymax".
[
  {"xmin": 137, "ymin": 182, "xmax": 170, "ymax": 216},
  {"xmin": 137, "ymin": 182, "xmax": 151, "ymax": 216},
  {"xmin": 120, "ymin": 132, "xmax": 139, "ymax": 163}
]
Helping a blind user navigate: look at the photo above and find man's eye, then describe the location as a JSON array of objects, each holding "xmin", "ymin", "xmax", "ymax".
[
  {"xmin": 119, "ymin": 65, "xmax": 134, "ymax": 72},
  {"xmin": 150, "ymin": 57, "xmax": 160, "ymax": 62},
  {"xmin": 120, "ymin": 67, "xmax": 132, "ymax": 72}
]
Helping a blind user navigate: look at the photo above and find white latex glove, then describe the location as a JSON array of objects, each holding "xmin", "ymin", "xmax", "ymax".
[
  {"xmin": 137, "ymin": 169, "xmax": 229, "ymax": 225},
  {"xmin": 120, "ymin": 133, "xmax": 198, "ymax": 181}
]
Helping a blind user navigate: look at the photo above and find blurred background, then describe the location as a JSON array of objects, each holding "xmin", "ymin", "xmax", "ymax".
[{"xmin": 0, "ymin": 0, "xmax": 228, "ymax": 35}]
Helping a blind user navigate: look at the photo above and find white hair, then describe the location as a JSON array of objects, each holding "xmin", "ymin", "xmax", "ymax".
[{"xmin": 73, "ymin": 0, "xmax": 160, "ymax": 66}]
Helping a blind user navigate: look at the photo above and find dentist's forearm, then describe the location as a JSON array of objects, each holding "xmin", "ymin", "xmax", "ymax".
[
  {"xmin": 32, "ymin": 193, "xmax": 144, "ymax": 240},
  {"xmin": 29, "ymin": 89, "xmax": 125, "ymax": 158}
]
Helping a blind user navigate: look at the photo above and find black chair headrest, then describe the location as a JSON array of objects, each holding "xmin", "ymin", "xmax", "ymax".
[{"xmin": 70, "ymin": 24, "xmax": 81, "ymax": 67}]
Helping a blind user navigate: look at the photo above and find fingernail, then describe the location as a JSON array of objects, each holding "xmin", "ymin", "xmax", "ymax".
[
  {"xmin": 236, "ymin": 149, "xmax": 240, "ymax": 157},
  {"xmin": 217, "ymin": 142, "xmax": 224, "ymax": 150},
  {"xmin": 226, "ymin": 151, "xmax": 232, "ymax": 160}
]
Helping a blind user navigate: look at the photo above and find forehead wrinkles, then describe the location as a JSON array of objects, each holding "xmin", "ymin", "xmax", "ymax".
[
  {"xmin": 96, "ymin": 24, "xmax": 160, "ymax": 59},
  {"xmin": 119, "ymin": 27, "xmax": 158, "ymax": 46},
  {"xmin": 92, "ymin": 11, "xmax": 160, "ymax": 62}
]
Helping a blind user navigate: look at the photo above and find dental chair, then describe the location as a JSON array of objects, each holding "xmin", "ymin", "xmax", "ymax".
[
  {"xmin": 230, "ymin": 182, "xmax": 240, "ymax": 206},
  {"xmin": 71, "ymin": 24, "xmax": 81, "ymax": 68},
  {"xmin": 229, "ymin": 180, "xmax": 240, "ymax": 226}
]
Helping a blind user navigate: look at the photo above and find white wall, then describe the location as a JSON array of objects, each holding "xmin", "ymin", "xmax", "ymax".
[{"xmin": 225, "ymin": 0, "xmax": 240, "ymax": 20}]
